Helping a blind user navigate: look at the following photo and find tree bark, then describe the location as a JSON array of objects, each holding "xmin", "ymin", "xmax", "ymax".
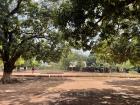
[
  {"xmin": 1, "ymin": 72, "xmax": 12, "ymax": 84},
  {"xmin": 1, "ymin": 62, "xmax": 15, "ymax": 84}
]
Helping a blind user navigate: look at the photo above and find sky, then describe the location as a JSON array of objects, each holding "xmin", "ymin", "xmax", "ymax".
[{"xmin": 71, "ymin": 49, "xmax": 90, "ymax": 56}]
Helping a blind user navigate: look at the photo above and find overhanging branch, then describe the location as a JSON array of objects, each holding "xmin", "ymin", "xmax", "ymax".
[
  {"xmin": 7, "ymin": 0, "xmax": 23, "ymax": 17},
  {"xmin": 11, "ymin": 34, "xmax": 48, "ymax": 57},
  {"xmin": 19, "ymin": 35, "xmax": 48, "ymax": 46},
  {"xmin": 10, "ymin": 34, "xmax": 47, "ymax": 63},
  {"xmin": 95, "ymin": 16, "xmax": 105, "ymax": 26}
]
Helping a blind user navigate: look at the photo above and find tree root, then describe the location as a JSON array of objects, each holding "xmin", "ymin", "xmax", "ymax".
[{"xmin": 0, "ymin": 78, "xmax": 22, "ymax": 84}]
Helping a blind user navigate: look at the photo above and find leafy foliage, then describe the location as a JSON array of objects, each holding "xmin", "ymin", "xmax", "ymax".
[
  {"xmin": 60, "ymin": 50, "xmax": 86, "ymax": 70},
  {"xmin": 15, "ymin": 57, "xmax": 25, "ymax": 66},
  {"xmin": 56, "ymin": 0, "xmax": 140, "ymax": 66},
  {"xmin": 0, "ymin": 0, "xmax": 63, "ymax": 73},
  {"xmin": 86, "ymin": 54, "xmax": 96, "ymax": 66}
]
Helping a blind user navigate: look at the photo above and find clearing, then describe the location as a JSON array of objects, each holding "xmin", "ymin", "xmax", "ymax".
[{"xmin": 0, "ymin": 76, "xmax": 140, "ymax": 105}]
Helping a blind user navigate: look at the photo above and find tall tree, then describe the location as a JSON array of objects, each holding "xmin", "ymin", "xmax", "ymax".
[{"xmin": 0, "ymin": 0, "xmax": 62, "ymax": 83}]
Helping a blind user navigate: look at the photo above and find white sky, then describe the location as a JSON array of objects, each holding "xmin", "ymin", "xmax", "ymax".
[{"xmin": 71, "ymin": 49, "xmax": 90, "ymax": 56}]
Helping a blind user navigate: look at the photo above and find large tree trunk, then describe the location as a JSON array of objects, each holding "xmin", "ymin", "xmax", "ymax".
[
  {"xmin": 1, "ymin": 72, "xmax": 12, "ymax": 84},
  {"xmin": 1, "ymin": 62, "xmax": 15, "ymax": 84}
]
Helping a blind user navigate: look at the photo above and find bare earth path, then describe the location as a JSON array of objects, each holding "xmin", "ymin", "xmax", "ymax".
[{"xmin": 0, "ymin": 76, "xmax": 140, "ymax": 105}]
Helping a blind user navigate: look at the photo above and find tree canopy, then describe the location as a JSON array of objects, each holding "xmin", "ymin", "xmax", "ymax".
[
  {"xmin": 56, "ymin": 0, "xmax": 140, "ymax": 65},
  {"xmin": 0, "ymin": 0, "xmax": 63, "ymax": 83}
]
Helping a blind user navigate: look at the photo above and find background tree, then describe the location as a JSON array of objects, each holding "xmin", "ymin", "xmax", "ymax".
[
  {"xmin": 60, "ymin": 50, "xmax": 86, "ymax": 70},
  {"xmin": 15, "ymin": 56, "xmax": 25, "ymax": 71},
  {"xmin": 0, "ymin": 0, "xmax": 63, "ymax": 83},
  {"xmin": 86, "ymin": 54, "xmax": 96, "ymax": 67}
]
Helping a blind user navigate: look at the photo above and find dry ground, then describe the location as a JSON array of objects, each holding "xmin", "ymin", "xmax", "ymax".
[{"xmin": 0, "ymin": 76, "xmax": 140, "ymax": 105}]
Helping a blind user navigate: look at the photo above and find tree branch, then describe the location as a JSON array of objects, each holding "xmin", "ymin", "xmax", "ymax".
[
  {"xmin": 10, "ymin": 34, "xmax": 48, "ymax": 63},
  {"xmin": 0, "ymin": 31, "xmax": 6, "ymax": 42},
  {"xmin": 0, "ymin": 49, "xmax": 3, "ymax": 55},
  {"xmin": 19, "ymin": 35, "xmax": 48, "ymax": 47},
  {"xmin": 10, "ymin": 51, "xmax": 22, "ymax": 65},
  {"xmin": 11, "ymin": 34, "xmax": 47, "ymax": 57},
  {"xmin": 95, "ymin": 16, "xmax": 105, "ymax": 26},
  {"xmin": 88, "ymin": 16, "xmax": 105, "ymax": 27},
  {"xmin": 7, "ymin": 0, "xmax": 23, "ymax": 17}
]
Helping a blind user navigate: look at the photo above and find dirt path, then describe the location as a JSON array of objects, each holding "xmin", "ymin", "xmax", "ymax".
[
  {"xmin": 0, "ymin": 77, "xmax": 140, "ymax": 105},
  {"xmin": 53, "ymin": 77, "xmax": 114, "ymax": 90}
]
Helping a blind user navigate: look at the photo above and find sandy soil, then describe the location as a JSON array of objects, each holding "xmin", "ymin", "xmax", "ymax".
[{"xmin": 0, "ymin": 77, "xmax": 140, "ymax": 105}]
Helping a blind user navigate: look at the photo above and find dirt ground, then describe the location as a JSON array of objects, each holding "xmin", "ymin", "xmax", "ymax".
[{"xmin": 0, "ymin": 77, "xmax": 140, "ymax": 105}]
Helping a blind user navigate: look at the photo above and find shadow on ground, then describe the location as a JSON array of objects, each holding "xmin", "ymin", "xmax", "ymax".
[
  {"xmin": 3, "ymin": 88, "xmax": 140, "ymax": 105},
  {"xmin": 48, "ymin": 79, "xmax": 140, "ymax": 105},
  {"xmin": 106, "ymin": 79, "xmax": 140, "ymax": 95},
  {"xmin": 106, "ymin": 79, "xmax": 140, "ymax": 86},
  {"xmin": 48, "ymin": 88, "xmax": 140, "ymax": 105},
  {"xmin": 0, "ymin": 78, "xmax": 140, "ymax": 105},
  {"xmin": 0, "ymin": 77, "xmax": 73, "ymax": 105}
]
